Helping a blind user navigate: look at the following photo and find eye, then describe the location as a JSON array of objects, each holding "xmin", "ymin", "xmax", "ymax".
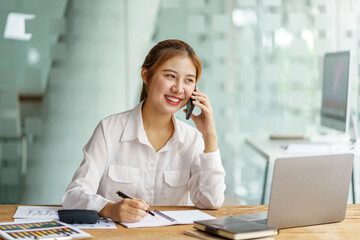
[
  {"xmin": 186, "ymin": 79, "xmax": 195, "ymax": 83},
  {"xmin": 166, "ymin": 74, "xmax": 175, "ymax": 79}
]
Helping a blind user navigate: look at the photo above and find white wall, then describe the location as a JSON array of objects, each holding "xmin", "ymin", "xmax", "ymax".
[{"xmin": 22, "ymin": 0, "xmax": 160, "ymax": 204}]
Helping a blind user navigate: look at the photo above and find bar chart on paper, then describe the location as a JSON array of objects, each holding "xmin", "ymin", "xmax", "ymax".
[
  {"xmin": 0, "ymin": 220, "xmax": 91, "ymax": 240},
  {"xmin": 13, "ymin": 206, "xmax": 60, "ymax": 219}
]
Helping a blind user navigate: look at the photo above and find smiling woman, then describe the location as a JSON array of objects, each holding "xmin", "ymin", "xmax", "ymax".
[
  {"xmin": 61, "ymin": 39, "xmax": 226, "ymax": 223},
  {"xmin": 142, "ymin": 55, "xmax": 196, "ymax": 112},
  {"xmin": 140, "ymin": 39, "xmax": 202, "ymax": 102}
]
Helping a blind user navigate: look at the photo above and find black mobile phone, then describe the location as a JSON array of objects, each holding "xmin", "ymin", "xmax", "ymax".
[{"xmin": 186, "ymin": 87, "xmax": 196, "ymax": 120}]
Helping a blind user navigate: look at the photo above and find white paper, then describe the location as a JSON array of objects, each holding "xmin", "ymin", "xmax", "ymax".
[
  {"xmin": 164, "ymin": 210, "xmax": 216, "ymax": 224},
  {"xmin": 121, "ymin": 210, "xmax": 216, "ymax": 228},
  {"xmin": 71, "ymin": 218, "xmax": 117, "ymax": 229},
  {"xmin": 13, "ymin": 206, "xmax": 60, "ymax": 219},
  {"xmin": 14, "ymin": 218, "xmax": 55, "ymax": 222},
  {"xmin": 13, "ymin": 206, "xmax": 116, "ymax": 229}
]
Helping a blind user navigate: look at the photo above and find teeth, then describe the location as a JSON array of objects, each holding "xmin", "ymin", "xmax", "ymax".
[{"xmin": 166, "ymin": 96, "xmax": 180, "ymax": 103}]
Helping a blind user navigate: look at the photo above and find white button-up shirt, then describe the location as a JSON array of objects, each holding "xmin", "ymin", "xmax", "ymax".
[{"xmin": 62, "ymin": 102, "xmax": 226, "ymax": 212}]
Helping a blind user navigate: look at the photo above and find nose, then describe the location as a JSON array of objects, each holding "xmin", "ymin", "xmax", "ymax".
[{"xmin": 172, "ymin": 80, "xmax": 184, "ymax": 94}]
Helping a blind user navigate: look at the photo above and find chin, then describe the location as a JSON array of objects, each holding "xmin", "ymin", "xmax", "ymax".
[{"xmin": 164, "ymin": 105, "xmax": 181, "ymax": 115}]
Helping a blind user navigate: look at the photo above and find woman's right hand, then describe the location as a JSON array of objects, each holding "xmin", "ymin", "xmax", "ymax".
[{"xmin": 99, "ymin": 198, "xmax": 149, "ymax": 222}]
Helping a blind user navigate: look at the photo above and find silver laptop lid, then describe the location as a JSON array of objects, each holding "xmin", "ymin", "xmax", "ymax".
[{"xmin": 267, "ymin": 153, "xmax": 354, "ymax": 229}]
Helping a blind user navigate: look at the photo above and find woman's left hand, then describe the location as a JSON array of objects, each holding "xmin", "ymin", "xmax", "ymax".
[{"xmin": 183, "ymin": 87, "xmax": 218, "ymax": 153}]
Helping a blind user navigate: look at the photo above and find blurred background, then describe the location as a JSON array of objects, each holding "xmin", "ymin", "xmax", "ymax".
[{"xmin": 1, "ymin": 0, "xmax": 360, "ymax": 205}]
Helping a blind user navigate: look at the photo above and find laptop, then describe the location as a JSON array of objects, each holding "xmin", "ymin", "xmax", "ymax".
[{"xmin": 241, "ymin": 153, "xmax": 354, "ymax": 229}]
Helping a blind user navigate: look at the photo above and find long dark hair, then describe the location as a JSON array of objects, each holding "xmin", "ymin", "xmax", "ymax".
[{"xmin": 140, "ymin": 39, "xmax": 202, "ymax": 102}]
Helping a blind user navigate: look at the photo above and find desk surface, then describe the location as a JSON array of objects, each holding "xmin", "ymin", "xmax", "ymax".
[
  {"xmin": 1, "ymin": 205, "xmax": 360, "ymax": 239},
  {"xmin": 245, "ymin": 137, "xmax": 313, "ymax": 160}
]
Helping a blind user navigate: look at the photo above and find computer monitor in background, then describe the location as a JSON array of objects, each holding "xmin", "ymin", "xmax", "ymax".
[{"xmin": 320, "ymin": 51, "xmax": 351, "ymax": 134}]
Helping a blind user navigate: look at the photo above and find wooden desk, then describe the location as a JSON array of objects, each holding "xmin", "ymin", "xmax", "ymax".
[{"xmin": 1, "ymin": 205, "xmax": 360, "ymax": 239}]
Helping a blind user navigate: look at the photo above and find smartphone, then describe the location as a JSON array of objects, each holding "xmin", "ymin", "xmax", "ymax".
[{"xmin": 186, "ymin": 87, "xmax": 196, "ymax": 120}]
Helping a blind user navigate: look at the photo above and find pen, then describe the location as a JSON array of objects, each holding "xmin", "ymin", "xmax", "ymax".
[{"xmin": 116, "ymin": 190, "xmax": 157, "ymax": 218}]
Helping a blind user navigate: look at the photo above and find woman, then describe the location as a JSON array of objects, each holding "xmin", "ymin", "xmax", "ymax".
[{"xmin": 62, "ymin": 39, "xmax": 226, "ymax": 223}]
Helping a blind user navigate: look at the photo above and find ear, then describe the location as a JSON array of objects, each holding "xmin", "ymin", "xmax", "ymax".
[{"xmin": 141, "ymin": 68, "xmax": 148, "ymax": 85}]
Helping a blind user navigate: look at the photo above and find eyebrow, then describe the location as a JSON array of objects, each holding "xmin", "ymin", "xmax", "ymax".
[{"xmin": 162, "ymin": 69, "xmax": 196, "ymax": 78}]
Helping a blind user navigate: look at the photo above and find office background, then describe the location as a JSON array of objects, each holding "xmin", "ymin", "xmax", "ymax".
[{"xmin": 0, "ymin": 0, "xmax": 360, "ymax": 205}]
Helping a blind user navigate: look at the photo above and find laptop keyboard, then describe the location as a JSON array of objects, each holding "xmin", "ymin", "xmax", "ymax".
[{"xmin": 253, "ymin": 219, "xmax": 267, "ymax": 225}]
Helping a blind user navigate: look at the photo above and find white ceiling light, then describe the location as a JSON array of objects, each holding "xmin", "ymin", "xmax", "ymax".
[
  {"xmin": 28, "ymin": 47, "xmax": 40, "ymax": 65},
  {"xmin": 301, "ymin": 29, "xmax": 314, "ymax": 50},
  {"xmin": 274, "ymin": 28, "xmax": 293, "ymax": 48},
  {"xmin": 3, "ymin": 12, "xmax": 35, "ymax": 41}
]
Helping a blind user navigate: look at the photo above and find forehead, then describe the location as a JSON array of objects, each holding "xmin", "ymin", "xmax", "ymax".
[{"xmin": 160, "ymin": 56, "xmax": 196, "ymax": 74}]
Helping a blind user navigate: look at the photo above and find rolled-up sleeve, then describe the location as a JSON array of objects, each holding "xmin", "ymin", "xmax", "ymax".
[
  {"xmin": 61, "ymin": 121, "xmax": 109, "ymax": 212},
  {"xmin": 187, "ymin": 135, "xmax": 226, "ymax": 209}
]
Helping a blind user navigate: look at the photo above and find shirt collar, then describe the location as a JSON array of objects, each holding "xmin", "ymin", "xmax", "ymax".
[
  {"xmin": 120, "ymin": 101, "xmax": 149, "ymax": 145},
  {"xmin": 120, "ymin": 101, "xmax": 185, "ymax": 149}
]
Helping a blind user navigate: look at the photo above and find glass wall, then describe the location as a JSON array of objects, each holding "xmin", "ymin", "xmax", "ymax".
[
  {"xmin": 0, "ymin": 0, "xmax": 359, "ymax": 205},
  {"xmin": 153, "ymin": 0, "xmax": 360, "ymax": 204}
]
